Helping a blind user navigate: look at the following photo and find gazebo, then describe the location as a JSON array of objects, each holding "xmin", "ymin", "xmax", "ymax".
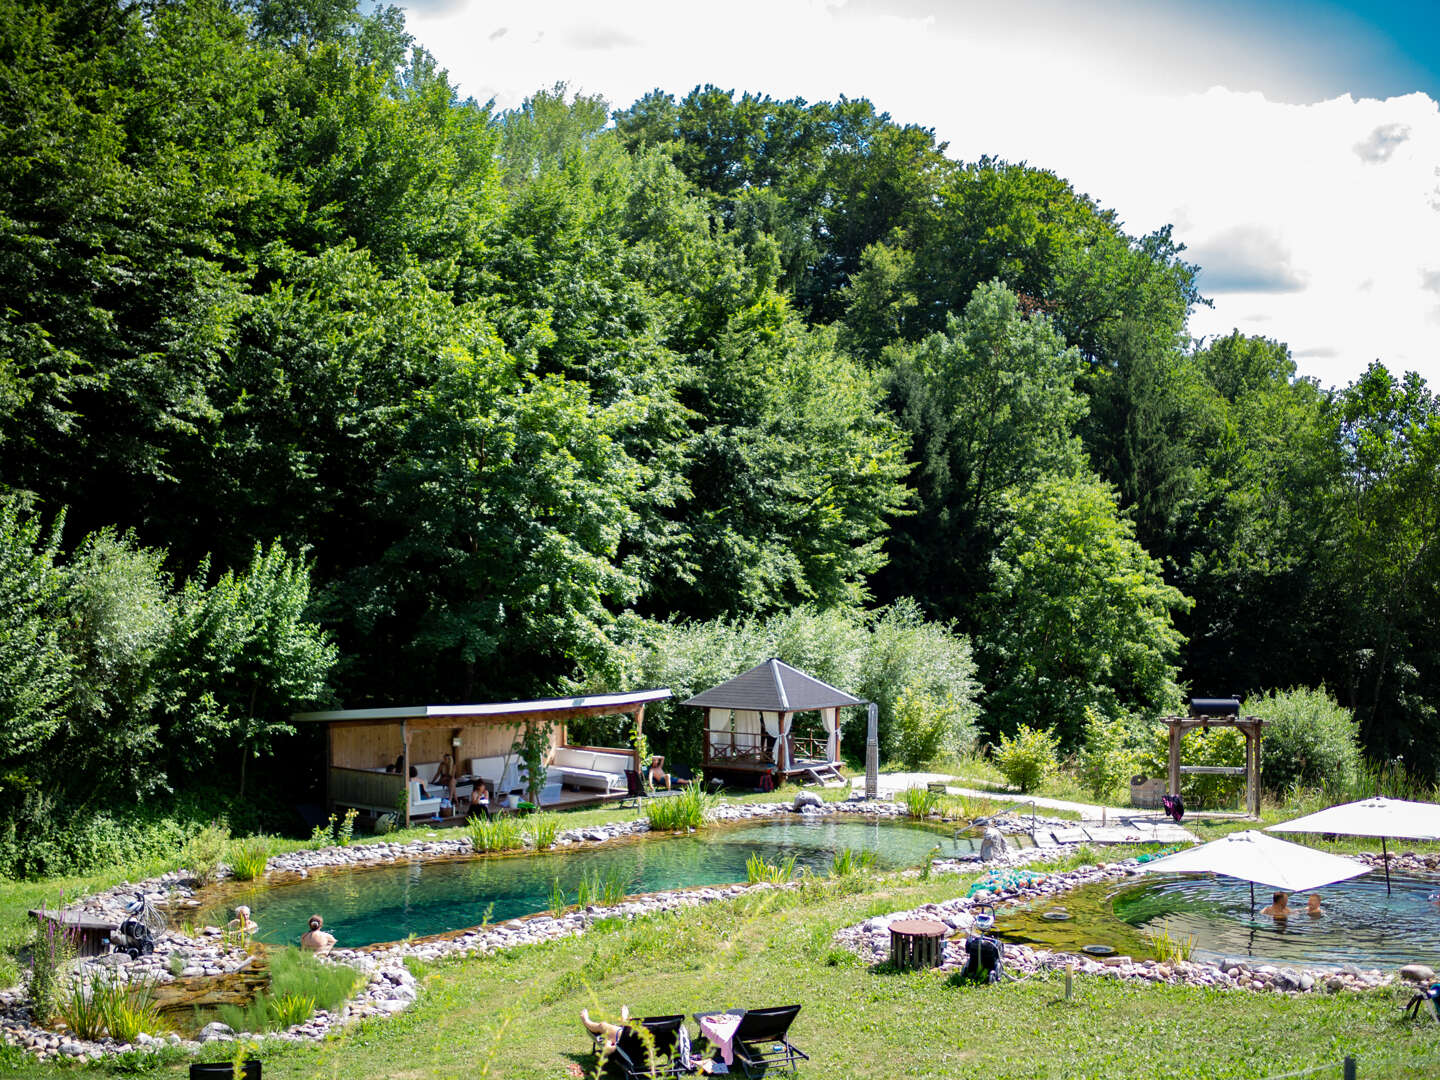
[
  {"xmin": 293, "ymin": 688, "xmax": 671, "ymax": 820},
  {"xmin": 683, "ymin": 659, "xmax": 864, "ymax": 787}
]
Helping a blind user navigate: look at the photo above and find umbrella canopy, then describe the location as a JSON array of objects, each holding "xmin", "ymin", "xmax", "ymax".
[
  {"xmin": 1142, "ymin": 830, "xmax": 1371, "ymax": 893},
  {"xmin": 1266, "ymin": 797, "xmax": 1440, "ymax": 841}
]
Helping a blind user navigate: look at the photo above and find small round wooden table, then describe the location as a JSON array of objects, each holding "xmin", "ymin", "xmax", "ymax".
[{"xmin": 888, "ymin": 918, "xmax": 949, "ymax": 969}]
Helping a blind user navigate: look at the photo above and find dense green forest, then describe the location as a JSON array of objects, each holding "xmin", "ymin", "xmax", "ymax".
[{"xmin": 1, "ymin": 0, "xmax": 1437, "ymax": 873}]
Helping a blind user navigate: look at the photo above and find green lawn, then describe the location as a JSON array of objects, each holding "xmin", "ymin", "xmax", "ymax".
[{"xmin": 5, "ymin": 788, "xmax": 1440, "ymax": 1078}]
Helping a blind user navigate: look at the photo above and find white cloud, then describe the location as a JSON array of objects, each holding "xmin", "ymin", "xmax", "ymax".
[{"xmin": 402, "ymin": 0, "xmax": 1440, "ymax": 391}]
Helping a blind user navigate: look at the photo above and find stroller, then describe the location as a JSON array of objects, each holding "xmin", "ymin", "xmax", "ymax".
[{"xmin": 959, "ymin": 903, "xmax": 1005, "ymax": 984}]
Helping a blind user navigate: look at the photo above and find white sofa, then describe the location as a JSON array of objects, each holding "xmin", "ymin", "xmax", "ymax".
[
  {"xmin": 407, "ymin": 780, "xmax": 444, "ymax": 819},
  {"xmin": 550, "ymin": 747, "xmax": 630, "ymax": 793},
  {"xmin": 467, "ymin": 756, "xmax": 528, "ymax": 798}
]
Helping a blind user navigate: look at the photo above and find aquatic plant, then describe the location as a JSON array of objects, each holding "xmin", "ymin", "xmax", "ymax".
[
  {"xmin": 1146, "ymin": 926, "xmax": 1197, "ymax": 964},
  {"xmin": 830, "ymin": 847, "xmax": 876, "ymax": 878},
  {"xmin": 899, "ymin": 785, "xmax": 941, "ymax": 819},
  {"xmin": 745, "ymin": 852, "xmax": 798, "ymax": 884},
  {"xmin": 576, "ymin": 866, "xmax": 629, "ymax": 907},
  {"xmin": 645, "ymin": 785, "xmax": 713, "ymax": 831},
  {"xmin": 101, "ymin": 975, "xmax": 166, "ymax": 1043},
  {"xmin": 524, "ymin": 812, "xmax": 560, "ymax": 849},
  {"xmin": 228, "ymin": 836, "xmax": 271, "ymax": 881},
  {"xmin": 468, "ymin": 814, "xmax": 524, "ymax": 852}
]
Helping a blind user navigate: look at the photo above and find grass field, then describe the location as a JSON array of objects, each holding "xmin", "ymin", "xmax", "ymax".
[{"xmin": 4, "ymin": 781, "xmax": 1440, "ymax": 1078}]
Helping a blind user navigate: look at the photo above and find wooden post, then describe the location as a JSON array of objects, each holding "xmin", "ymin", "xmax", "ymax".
[
  {"xmin": 402, "ymin": 721, "xmax": 411, "ymax": 823},
  {"xmin": 325, "ymin": 723, "xmax": 334, "ymax": 815},
  {"xmin": 1163, "ymin": 722, "xmax": 1175, "ymax": 800}
]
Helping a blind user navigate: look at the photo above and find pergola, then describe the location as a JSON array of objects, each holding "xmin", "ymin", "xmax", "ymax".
[
  {"xmin": 293, "ymin": 688, "xmax": 671, "ymax": 819},
  {"xmin": 683, "ymin": 659, "xmax": 865, "ymax": 786},
  {"xmin": 1163, "ymin": 698, "xmax": 1263, "ymax": 818}
]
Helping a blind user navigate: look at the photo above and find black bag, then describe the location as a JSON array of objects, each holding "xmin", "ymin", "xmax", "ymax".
[
  {"xmin": 962, "ymin": 935, "xmax": 1004, "ymax": 984},
  {"xmin": 1162, "ymin": 793, "xmax": 1185, "ymax": 823}
]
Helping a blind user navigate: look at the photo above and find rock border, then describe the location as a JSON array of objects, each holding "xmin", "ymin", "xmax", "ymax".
[{"xmin": 835, "ymin": 857, "xmax": 1431, "ymax": 996}]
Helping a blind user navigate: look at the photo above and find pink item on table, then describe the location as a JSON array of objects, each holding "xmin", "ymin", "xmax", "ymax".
[{"xmin": 699, "ymin": 1012, "xmax": 743, "ymax": 1065}]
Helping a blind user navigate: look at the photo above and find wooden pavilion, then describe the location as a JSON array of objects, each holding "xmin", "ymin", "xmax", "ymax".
[
  {"xmin": 683, "ymin": 659, "xmax": 864, "ymax": 787},
  {"xmin": 293, "ymin": 688, "xmax": 671, "ymax": 821}
]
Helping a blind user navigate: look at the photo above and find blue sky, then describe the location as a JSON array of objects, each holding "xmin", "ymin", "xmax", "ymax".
[{"xmin": 401, "ymin": 0, "xmax": 1440, "ymax": 389}]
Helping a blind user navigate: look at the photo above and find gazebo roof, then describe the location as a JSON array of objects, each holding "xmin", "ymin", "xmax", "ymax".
[{"xmin": 681, "ymin": 659, "xmax": 864, "ymax": 713}]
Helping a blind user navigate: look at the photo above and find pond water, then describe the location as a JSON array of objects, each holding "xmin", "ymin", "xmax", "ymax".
[
  {"xmin": 992, "ymin": 872, "xmax": 1440, "ymax": 969},
  {"xmin": 203, "ymin": 817, "xmax": 976, "ymax": 949}
]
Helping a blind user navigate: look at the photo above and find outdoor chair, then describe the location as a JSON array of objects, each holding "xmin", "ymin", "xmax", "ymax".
[
  {"xmin": 622, "ymin": 770, "xmax": 684, "ymax": 808},
  {"xmin": 731, "ymin": 1004, "xmax": 807, "ymax": 1077},
  {"xmin": 601, "ymin": 1014, "xmax": 687, "ymax": 1079}
]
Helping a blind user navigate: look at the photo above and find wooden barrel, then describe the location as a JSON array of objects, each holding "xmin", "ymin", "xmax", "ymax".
[{"xmin": 888, "ymin": 918, "xmax": 948, "ymax": 969}]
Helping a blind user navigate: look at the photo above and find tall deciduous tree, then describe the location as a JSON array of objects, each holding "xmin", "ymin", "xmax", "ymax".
[{"xmin": 982, "ymin": 472, "xmax": 1189, "ymax": 745}]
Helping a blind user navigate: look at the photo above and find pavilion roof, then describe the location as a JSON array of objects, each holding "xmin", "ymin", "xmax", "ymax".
[{"xmin": 681, "ymin": 659, "xmax": 864, "ymax": 713}]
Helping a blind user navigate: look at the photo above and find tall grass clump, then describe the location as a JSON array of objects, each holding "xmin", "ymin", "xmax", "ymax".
[
  {"xmin": 228, "ymin": 836, "xmax": 271, "ymax": 881},
  {"xmin": 468, "ymin": 814, "xmax": 524, "ymax": 852},
  {"xmin": 1146, "ymin": 926, "xmax": 1196, "ymax": 964},
  {"xmin": 216, "ymin": 948, "xmax": 358, "ymax": 1033},
  {"xmin": 100, "ymin": 976, "xmax": 166, "ymax": 1043},
  {"xmin": 57, "ymin": 968, "xmax": 111, "ymax": 1040},
  {"xmin": 645, "ymin": 785, "xmax": 713, "ymax": 831},
  {"xmin": 899, "ymin": 786, "xmax": 941, "ymax": 819},
  {"xmin": 524, "ymin": 812, "xmax": 560, "ymax": 849},
  {"xmin": 575, "ymin": 866, "xmax": 629, "ymax": 907},
  {"xmin": 746, "ymin": 852, "xmax": 798, "ymax": 884},
  {"xmin": 830, "ymin": 847, "xmax": 876, "ymax": 878},
  {"xmin": 180, "ymin": 821, "xmax": 232, "ymax": 884}
]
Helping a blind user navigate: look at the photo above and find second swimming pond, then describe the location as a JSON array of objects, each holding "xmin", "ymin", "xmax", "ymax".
[{"xmin": 206, "ymin": 817, "xmax": 978, "ymax": 948}]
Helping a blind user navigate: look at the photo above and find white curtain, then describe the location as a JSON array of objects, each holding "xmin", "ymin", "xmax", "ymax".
[
  {"xmin": 777, "ymin": 712, "xmax": 794, "ymax": 771},
  {"xmin": 734, "ymin": 710, "xmax": 762, "ymax": 753},
  {"xmin": 822, "ymin": 707, "xmax": 839, "ymax": 762},
  {"xmin": 760, "ymin": 711, "xmax": 780, "ymax": 765}
]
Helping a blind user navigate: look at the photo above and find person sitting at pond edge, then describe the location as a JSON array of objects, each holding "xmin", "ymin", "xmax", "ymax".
[
  {"xmin": 301, "ymin": 914, "xmax": 336, "ymax": 954},
  {"xmin": 1260, "ymin": 891, "xmax": 1292, "ymax": 918},
  {"xmin": 581, "ymin": 1005, "xmax": 630, "ymax": 1049},
  {"xmin": 1307, "ymin": 893, "xmax": 1323, "ymax": 917},
  {"xmin": 227, "ymin": 905, "xmax": 258, "ymax": 935}
]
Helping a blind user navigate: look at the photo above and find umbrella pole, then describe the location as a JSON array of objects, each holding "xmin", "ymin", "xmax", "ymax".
[
  {"xmin": 1383, "ymin": 836, "xmax": 1392, "ymax": 894},
  {"xmin": 1250, "ymin": 880, "xmax": 1255, "ymax": 914}
]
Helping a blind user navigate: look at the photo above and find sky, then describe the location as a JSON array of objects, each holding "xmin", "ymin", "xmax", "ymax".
[{"xmin": 399, "ymin": 0, "xmax": 1440, "ymax": 391}]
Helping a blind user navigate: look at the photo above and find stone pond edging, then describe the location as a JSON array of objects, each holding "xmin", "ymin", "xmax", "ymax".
[
  {"xmin": 835, "ymin": 858, "xmax": 1416, "ymax": 996},
  {"xmin": 2, "ymin": 796, "xmax": 959, "ymax": 1062}
]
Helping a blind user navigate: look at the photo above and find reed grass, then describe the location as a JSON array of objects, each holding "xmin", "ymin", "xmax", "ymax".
[
  {"xmin": 227, "ymin": 836, "xmax": 271, "ymax": 882},
  {"xmin": 745, "ymin": 852, "xmax": 798, "ymax": 884},
  {"xmin": 524, "ymin": 813, "xmax": 560, "ymax": 850},
  {"xmin": 468, "ymin": 814, "xmax": 524, "ymax": 852},
  {"xmin": 644, "ymin": 785, "xmax": 714, "ymax": 831},
  {"xmin": 899, "ymin": 786, "xmax": 941, "ymax": 819}
]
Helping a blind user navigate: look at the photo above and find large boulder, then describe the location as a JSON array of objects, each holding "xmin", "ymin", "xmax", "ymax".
[
  {"xmin": 793, "ymin": 790, "xmax": 824, "ymax": 812},
  {"xmin": 980, "ymin": 827, "xmax": 1008, "ymax": 861},
  {"xmin": 1400, "ymin": 963, "xmax": 1436, "ymax": 984},
  {"xmin": 197, "ymin": 1022, "xmax": 235, "ymax": 1043}
]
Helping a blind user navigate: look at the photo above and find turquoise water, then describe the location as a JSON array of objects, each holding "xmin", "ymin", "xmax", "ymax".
[
  {"xmin": 1112, "ymin": 872, "xmax": 1440, "ymax": 968},
  {"xmin": 206, "ymin": 818, "xmax": 970, "ymax": 949}
]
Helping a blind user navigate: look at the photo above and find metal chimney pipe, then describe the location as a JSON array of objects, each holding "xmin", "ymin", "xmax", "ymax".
[{"xmin": 865, "ymin": 702, "xmax": 879, "ymax": 799}]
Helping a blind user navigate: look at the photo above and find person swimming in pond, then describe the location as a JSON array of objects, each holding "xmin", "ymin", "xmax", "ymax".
[
  {"xmin": 1307, "ymin": 893, "xmax": 1323, "ymax": 917},
  {"xmin": 227, "ymin": 904, "xmax": 258, "ymax": 935},
  {"xmin": 1260, "ymin": 891, "xmax": 1292, "ymax": 918},
  {"xmin": 300, "ymin": 914, "xmax": 336, "ymax": 954}
]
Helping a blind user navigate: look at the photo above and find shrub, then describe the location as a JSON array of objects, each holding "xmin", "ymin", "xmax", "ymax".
[
  {"xmin": 1075, "ymin": 708, "xmax": 1139, "ymax": 802},
  {"xmin": 994, "ymin": 725, "xmax": 1059, "ymax": 792},
  {"xmin": 228, "ymin": 836, "xmax": 270, "ymax": 881},
  {"xmin": 180, "ymin": 821, "xmax": 231, "ymax": 884},
  {"xmin": 1249, "ymin": 686, "xmax": 1363, "ymax": 794},
  {"xmin": 890, "ymin": 684, "xmax": 950, "ymax": 769}
]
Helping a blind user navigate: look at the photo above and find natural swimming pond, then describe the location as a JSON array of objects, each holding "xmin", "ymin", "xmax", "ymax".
[
  {"xmin": 994, "ymin": 872, "xmax": 1440, "ymax": 969},
  {"xmin": 204, "ymin": 817, "xmax": 978, "ymax": 948}
]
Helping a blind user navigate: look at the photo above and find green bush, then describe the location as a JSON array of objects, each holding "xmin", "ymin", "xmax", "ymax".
[
  {"xmin": 994, "ymin": 725, "xmax": 1059, "ymax": 793},
  {"xmin": 1249, "ymin": 686, "xmax": 1363, "ymax": 794},
  {"xmin": 180, "ymin": 821, "xmax": 231, "ymax": 884},
  {"xmin": 1075, "ymin": 708, "xmax": 1139, "ymax": 802},
  {"xmin": 890, "ymin": 684, "xmax": 949, "ymax": 769}
]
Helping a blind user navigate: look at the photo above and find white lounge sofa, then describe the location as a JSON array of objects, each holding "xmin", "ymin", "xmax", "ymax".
[
  {"xmin": 467, "ymin": 756, "xmax": 528, "ymax": 799},
  {"xmin": 550, "ymin": 747, "xmax": 630, "ymax": 793},
  {"xmin": 407, "ymin": 780, "xmax": 444, "ymax": 819}
]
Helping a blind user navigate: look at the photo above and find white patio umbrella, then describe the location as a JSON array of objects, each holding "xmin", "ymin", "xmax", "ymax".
[
  {"xmin": 1267, "ymin": 797, "xmax": 1440, "ymax": 893},
  {"xmin": 1142, "ymin": 830, "xmax": 1371, "ymax": 911}
]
